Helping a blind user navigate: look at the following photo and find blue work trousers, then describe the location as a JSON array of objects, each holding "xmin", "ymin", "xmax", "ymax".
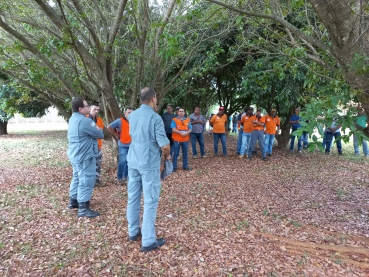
[
  {"xmin": 173, "ymin": 141, "xmax": 189, "ymax": 169},
  {"xmin": 290, "ymin": 128, "xmax": 303, "ymax": 151},
  {"xmin": 325, "ymin": 132, "xmax": 342, "ymax": 153},
  {"xmin": 240, "ymin": 132, "xmax": 252, "ymax": 155},
  {"xmin": 236, "ymin": 128, "xmax": 243, "ymax": 153},
  {"xmin": 118, "ymin": 146, "xmax": 129, "ymax": 180},
  {"xmin": 213, "ymin": 133, "xmax": 227, "ymax": 155},
  {"xmin": 232, "ymin": 123, "xmax": 237, "ymax": 133},
  {"xmin": 127, "ymin": 167, "xmax": 161, "ymax": 247},
  {"xmin": 190, "ymin": 133, "xmax": 205, "ymax": 157},
  {"xmin": 247, "ymin": 130, "xmax": 266, "ymax": 158},
  {"xmin": 353, "ymin": 134, "xmax": 369, "ymax": 156},
  {"xmin": 264, "ymin": 133, "xmax": 275, "ymax": 154},
  {"xmin": 69, "ymin": 157, "xmax": 96, "ymax": 202}
]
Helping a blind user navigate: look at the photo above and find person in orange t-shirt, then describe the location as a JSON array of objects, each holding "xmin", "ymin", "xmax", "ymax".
[
  {"xmin": 264, "ymin": 108, "xmax": 280, "ymax": 157},
  {"xmin": 210, "ymin": 106, "xmax": 228, "ymax": 157},
  {"xmin": 239, "ymin": 107, "xmax": 254, "ymax": 158},
  {"xmin": 247, "ymin": 107, "xmax": 267, "ymax": 161}
]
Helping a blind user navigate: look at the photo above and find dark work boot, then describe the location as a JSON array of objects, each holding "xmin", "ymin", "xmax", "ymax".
[
  {"xmin": 68, "ymin": 197, "xmax": 78, "ymax": 209},
  {"xmin": 78, "ymin": 201, "xmax": 100, "ymax": 218},
  {"xmin": 128, "ymin": 227, "xmax": 142, "ymax": 241}
]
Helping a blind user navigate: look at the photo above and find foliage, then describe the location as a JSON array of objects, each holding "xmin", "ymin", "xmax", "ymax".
[{"xmin": 0, "ymin": 84, "xmax": 49, "ymax": 122}]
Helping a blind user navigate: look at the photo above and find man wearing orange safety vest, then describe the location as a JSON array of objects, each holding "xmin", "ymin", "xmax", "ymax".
[
  {"xmin": 88, "ymin": 102, "xmax": 105, "ymax": 187},
  {"xmin": 107, "ymin": 107, "xmax": 134, "ymax": 186},
  {"xmin": 170, "ymin": 107, "xmax": 192, "ymax": 172}
]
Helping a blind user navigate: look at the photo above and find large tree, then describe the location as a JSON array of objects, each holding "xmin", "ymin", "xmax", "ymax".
[{"xmin": 208, "ymin": 0, "xmax": 369, "ymax": 136}]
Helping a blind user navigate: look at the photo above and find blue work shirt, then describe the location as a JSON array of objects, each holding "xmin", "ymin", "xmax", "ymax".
[
  {"xmin": 127, "ymin": 104, "xmax": 170, "ymax": 170},
  {"xmin": 67, "ymin": 112, "xmax": 104, "ymax": 164},
  {"xmin": 108, "ymin": 117, "xmax": 131, "ymax": 147},
  {"xmin": 290, "ymin": 114, "xmax": 301, "ymax": 130}
]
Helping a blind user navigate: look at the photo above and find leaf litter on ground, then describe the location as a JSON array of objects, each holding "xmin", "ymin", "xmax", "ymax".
[{"xmin": 0, "ymin": 131, "xmax": 368, "ymax": 276}]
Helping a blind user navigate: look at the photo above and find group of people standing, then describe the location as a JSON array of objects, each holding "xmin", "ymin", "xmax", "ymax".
[
  {"xmin": 66, "ymin": 94, "xmax": 368, "ymax": 253},
  {"xmin": 67, "ymin": 88, "xmax": 170, "ymax": 252}
]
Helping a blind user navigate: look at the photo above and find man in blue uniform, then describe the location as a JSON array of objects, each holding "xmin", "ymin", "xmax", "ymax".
[
  {"xmin": 126, "ymin": 87, "xmax": 170, "ymax": 252},
  {"xmin": 67, "ymin": 97, "xmax": 104, "ymax": 218}
]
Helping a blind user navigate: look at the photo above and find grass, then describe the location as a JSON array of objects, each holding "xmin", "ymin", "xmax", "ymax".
[{"xmin": 0, "ymin": 130, "xmax": 69, "ymax": 168}]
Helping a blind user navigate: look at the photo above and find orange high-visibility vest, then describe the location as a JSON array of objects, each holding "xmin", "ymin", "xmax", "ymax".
[
  {"xmin": 120, "ymin": 117, "xmax": 132, "ymax": 144},
  {"xmin": 172, "ymin": 117, "xmax": 190, "ymax": 142},
  {"xmin": 87, "ymin": 115, "xmax": 104, "ymax": 150}
]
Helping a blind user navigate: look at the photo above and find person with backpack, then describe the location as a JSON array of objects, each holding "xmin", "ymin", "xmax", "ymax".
[{"xmin": 107, "ymin": 107, "xmax": 134, "ymax": 186}]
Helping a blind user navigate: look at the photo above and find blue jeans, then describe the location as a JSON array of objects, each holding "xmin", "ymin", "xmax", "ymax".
[
  {"xmin": 69, "ymin": 157, "xmax": 96, "ymax": 202},
  {"xmin": 118, "ymin": 146, "xmax": 129, "ymax": 180},
  {"xmin": 127, "ymin": 167, "xmax": 161, "ymax": 247},
  {"xmin": 290, "ymin": 129, "xmax": 302, "ymax": 151},
  {"xmin": 213, "ymin": 133, "xmax": 227, "ymax": 155},
  {"xmin": 232, "ymin": 123, "xmax": 237, "ymax": 133},
  {"xmin": 325, "ymin": 132, "xmax": 342, "ymax": 153},
  {"xmin": 236, "ymin": 128, "xmax": 243, "ymax": 153},
  {"xmin": 264, "ymin": 133, "xmax": 275, "ymax": 154},
  {"xmin": 190, "ymin": 133, "xmax": 205, "ymax": 156},
  {"xmin": 173, "ymin": 141, "xmax": 189, "ymax": 169},
  {"xmin": 240, "ymin": 132, "xmax": 252, "ymax": 155},
  {"xmin": 302, "ymin": 132, "xmax": 309, "ymax": 148},
  {"xmin": 247, "ymin": 130, "xmax": 266, "ymax": 158},
  {"xmin": 353, "ymin": 134, "xmax": 369, "ymax": 155}
]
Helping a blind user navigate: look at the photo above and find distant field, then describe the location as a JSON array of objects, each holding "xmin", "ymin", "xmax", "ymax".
[{"xmin": 7, "ymin": 123, "xmax": 68, "ymax": 132}]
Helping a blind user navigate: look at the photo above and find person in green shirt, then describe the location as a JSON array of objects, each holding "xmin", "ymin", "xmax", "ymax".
[{"xmin": 353, "ymin": 107, "xmax": 368, "ymax": 157}]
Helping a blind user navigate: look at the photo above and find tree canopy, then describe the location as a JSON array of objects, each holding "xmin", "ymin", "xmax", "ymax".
[{"xmin": 0, "ymin": 0, "xmax": 368, "ymax": 142}]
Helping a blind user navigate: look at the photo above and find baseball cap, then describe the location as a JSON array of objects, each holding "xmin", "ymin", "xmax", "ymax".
[
  {"xmin": 175, "ymin": 106, "xmax": 180, "ymax": 110},
  {"xmin": 160, "ymin": 159, "xmax": 173, "ymax": 181},
  {"xmin": 270, "ymin": 108, "xmax": 276, "ymax": 112},
  {"xmin": 219, "ymin": 106, "xmax": 225, "ymax": 111}
]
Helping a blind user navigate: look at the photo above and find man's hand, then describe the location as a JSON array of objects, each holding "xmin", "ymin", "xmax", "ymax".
[{"xmin": 161, "ymin": 144, "xmax": 170, "ymax": 159}]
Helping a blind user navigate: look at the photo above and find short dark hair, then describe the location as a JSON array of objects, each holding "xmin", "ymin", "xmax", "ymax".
[
  {"xmin": 167, "ymin": 104, "xmax": 173, "ymax": 109},
  {"xmin": 71, "ymin": 97, "xmax": 85, "ymax": 112},
  {"xmin": 125, "ymin": 106, "xmax": 134, "ymax": 111},
  {"xmin": 140, "ymin": 87, "xmax": 156, "ymax": 103},
  {"xmin": 90, "ymin": 101, "xmax": 100, "ymax": 107},
  {"xmin": 194, "ymin": 106, "xmax": 200, "ymax": 110}
]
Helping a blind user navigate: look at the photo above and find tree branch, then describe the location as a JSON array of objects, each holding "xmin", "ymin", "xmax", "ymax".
[{"xmin": 207, "ymin": 0, "xmax": 331, "ymax": 54}]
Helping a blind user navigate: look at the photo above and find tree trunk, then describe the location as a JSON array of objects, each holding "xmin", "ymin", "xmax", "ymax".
[
  {"xmin": 275, "ymin": 118, "xmax": 290, "ymax": 148},
  {"xmin": 0, "ymin": 119, "xmax": 8, "ymax": 135}
]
